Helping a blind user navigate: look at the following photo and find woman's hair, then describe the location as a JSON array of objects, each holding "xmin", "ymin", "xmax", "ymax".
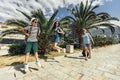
[{"xmin": 52, "ymin": 21, "xmax": 60, "ymax": 30}]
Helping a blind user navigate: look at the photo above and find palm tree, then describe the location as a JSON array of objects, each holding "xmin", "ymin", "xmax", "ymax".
[
  {"xmin": 61, "ymin": 0, "xmax": 119, "ymax": 45},
  {"xmin": 2, "ymin": 9, "xmax": 58, "ymax": 54}
]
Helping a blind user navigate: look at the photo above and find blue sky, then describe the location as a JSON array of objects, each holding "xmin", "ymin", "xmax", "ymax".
[
  {"xmin": 55, "ymin": 0, "xmax": 120, "ymax": 21},
  {"xmin": 95, "ymin": 0, "xmax": 120, "ymax": 19}
]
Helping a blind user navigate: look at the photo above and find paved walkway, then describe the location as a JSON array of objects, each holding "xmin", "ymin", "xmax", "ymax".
[{"xmin": 0, "ymin": 44, "xmax": 120, "ymax": 80}]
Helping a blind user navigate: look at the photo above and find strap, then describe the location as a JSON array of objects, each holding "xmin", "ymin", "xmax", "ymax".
[
  {"xmin": 29, "ymin": 26, "xmax": 32, "ymax": 36},
  {"xmin": 37, "ymin": 27, "xmax": 40, "ymax": 36}
]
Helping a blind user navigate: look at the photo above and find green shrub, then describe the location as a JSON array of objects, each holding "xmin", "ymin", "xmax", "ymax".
[
  {"xmin": 64, "ymin": 37, "xmax": 74, "ymax": 44},
  {"xmin": 93, "ymin": 36, "xmax": 115, "ymax": 47},
  {"xmin": 9, "ymin": 43, "xmax": 26, "ymax": 55}
]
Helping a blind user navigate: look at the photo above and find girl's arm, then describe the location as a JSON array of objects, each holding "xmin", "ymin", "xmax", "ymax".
[{"xmin": 89, "ymin": 34, "xmax": 94, "ymax": 45}]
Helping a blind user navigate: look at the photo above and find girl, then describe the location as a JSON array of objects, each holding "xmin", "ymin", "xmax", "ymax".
[{"xmin": 82, "ymin": 29, "xmax": 94, "ymax": 60}]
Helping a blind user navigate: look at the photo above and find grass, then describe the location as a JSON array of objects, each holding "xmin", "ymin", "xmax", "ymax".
[{"xmin": 0, "ymin": 50, "xmax": 80, "ymax": 68}]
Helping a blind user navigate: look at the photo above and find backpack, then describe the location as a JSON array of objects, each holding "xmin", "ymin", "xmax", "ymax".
[{"xmin": 25, "ymin": 26, "xmax": 32, "ymax": 41}]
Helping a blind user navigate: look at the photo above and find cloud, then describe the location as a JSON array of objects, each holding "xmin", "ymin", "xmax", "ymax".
[
  {"xmin": 0, "ymin": 0, "xmax": 113, "ymax": 22},
  {"xmin": 92, "ymin": 0, "xmax": 113, "ymax": 6}
]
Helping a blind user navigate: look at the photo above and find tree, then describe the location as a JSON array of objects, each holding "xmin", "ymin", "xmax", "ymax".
[
  {"xmin": 61, "ymin": 0, "xmax": 119, "ymax": 45},
  {"xmin": 2, "ymin": 9, "xmax": 58, "ymax": 54}
]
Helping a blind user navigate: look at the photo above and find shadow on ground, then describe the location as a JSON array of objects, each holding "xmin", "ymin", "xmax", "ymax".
[
  {"xmin": 7, "ymin": 62, "xmax": 26, "ymax": 74},
  {"xmin": 65, "ymin": 55, "xmax": 85, "ymax": 59},
  {"xmin": 39, "ymin": 55, "xmax": 59, "ymax": 63}
]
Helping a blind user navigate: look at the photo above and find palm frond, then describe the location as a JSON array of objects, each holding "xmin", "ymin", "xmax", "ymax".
[
  {"xmin": 6, "ymin": 19, "xmax": 29, "ymax": 27},
  {"xmin": 1, "ymin": 28, "xmax": 23, "ymax": 37},
  {"xmin": 47, "ymin": 10, "xmax": 59, "ymax": 31},
  {"xmin": 16, "ymin": 9, "xmax": 31, "ymax": 20}
]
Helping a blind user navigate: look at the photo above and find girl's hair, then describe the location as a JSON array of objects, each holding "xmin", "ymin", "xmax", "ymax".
[{"xmin": 52, "ymin": 21, "xmax": 60, "ymax": 30}]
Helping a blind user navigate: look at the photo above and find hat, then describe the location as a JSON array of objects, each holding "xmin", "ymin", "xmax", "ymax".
[{"xmin": 30, "ymin": 18, "xmax": 38, "ymax": 25}]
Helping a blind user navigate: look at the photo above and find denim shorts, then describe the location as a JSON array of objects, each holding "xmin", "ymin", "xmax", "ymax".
[
  {"xmin": 25, "ymin": 42, "xmax": 38, "ymax": 53},
  {"xmin": 84, "ymin": 43, "xmax": 91, "ymax": 47},
  {"xmin": 53, "ymin": 35, "xmax": 60, "ymax": 43}
]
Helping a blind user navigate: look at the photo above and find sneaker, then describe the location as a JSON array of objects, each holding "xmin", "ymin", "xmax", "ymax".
[
  {"xmin": 24, "ymin": 64, "xmax": 29, "ymax": 73},
  {"xmin": 35, "ymin": 61, "xmax": 41, "ymax": 67}
]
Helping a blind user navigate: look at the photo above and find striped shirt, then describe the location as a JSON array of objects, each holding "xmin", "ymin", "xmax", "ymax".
[{"xmin": 25, "ymin": 26, "xmax": 40, "ymax": 42}]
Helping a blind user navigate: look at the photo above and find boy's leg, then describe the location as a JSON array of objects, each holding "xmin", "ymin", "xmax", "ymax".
[
  {"xmin": 25, "ymin": 42, "xmax": 32, "ymax": 64},
  {"xmin": 33, "ymin": 42, "xmax": 41, "ymax": 67},
  {"xmin": 32, "ymin": 42, "xmax": 39, "ymax": 61},
  {"xmin": 24, "ymin": 42, "xmax": 32, "ymax": 72},
  {"xmin": 25, "ymin": 53, "xmax": 30, "ymax": 64}
]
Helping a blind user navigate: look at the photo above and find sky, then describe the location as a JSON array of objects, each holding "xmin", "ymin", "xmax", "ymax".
[
  {"xmin": 94, "ymin": 0, "xmax": 120, "ymax": 19},
  {"xmin": 0, "ymin": 0, "xmax": 120, "ymax": 22}
]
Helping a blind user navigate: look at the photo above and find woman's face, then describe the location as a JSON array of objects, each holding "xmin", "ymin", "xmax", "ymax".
[
  {"xmin": 55, "ymin": 22, "xmax": 59, "ymax": 27},
  {"xmin": 32, "ymin": 19, "xmax": 38, "ymax": 27}
]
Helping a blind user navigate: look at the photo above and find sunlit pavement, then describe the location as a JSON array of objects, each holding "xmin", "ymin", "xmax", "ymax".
[{"xmin": 0, "ymin": 44, "xmax": 120, "ymax": 80}]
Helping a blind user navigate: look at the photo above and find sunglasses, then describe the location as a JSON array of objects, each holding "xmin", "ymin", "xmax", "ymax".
[{"xmin": 34, "ymin": 21, "xmax": 38, "ymax": 23}]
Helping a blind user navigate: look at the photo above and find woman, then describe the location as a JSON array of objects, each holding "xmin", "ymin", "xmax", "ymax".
[
  {"xmin": 52, "ymin": 21, "xmax": 64, "ymax": 53},
  {"xmin": 81, "ymin": 29, "xmax": 94, "ymax": 60},
  {"xmin": 23, "ymin": 18, "xmax": 41, "ymax": 73}
]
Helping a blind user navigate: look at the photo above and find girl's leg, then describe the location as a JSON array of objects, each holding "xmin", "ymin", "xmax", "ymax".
[
  {"xmin": 87, "ymin": 45, "xmax": 92, "ymax": 59},
  {"xmin": 84, "ymin": 46, "xmax": 88, "ymax": 60}
]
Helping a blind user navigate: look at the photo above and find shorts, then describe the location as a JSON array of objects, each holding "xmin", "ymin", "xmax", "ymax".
[
  {"xmin": 84, "ymin": 43, "xmax": 91, "ymax": 47},
  {"xmin": 25, "ymin": 42, "xmax": 38, "ymax": 53},
  {"xmin": 53, "ymin": 35, "xmax": 60, "ymax": 43}
]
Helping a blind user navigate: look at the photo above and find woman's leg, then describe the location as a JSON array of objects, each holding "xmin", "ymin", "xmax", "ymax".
[{"xmin": 53, "ymin": 42, "xmax": 60, "ymax": 53}]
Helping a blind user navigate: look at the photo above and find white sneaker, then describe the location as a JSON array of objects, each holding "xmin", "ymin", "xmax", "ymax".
[
  {"xmin": 35, "ymin": 61, "xmax": 41, "ymax": 67},
  {"xmin": 24, "ymin": 64, "xmax": 29, "ymax": 73}
]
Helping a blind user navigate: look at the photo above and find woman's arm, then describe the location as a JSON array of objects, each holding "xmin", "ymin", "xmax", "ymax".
[{"xmin": 57, "ymin": 27, "xmax": 64, "ymax": 34}]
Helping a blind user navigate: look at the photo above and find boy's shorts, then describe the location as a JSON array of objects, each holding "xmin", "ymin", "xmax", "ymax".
[{"xmin": 25, "ymin": 42, "xmax": 38, "ymax": 53}]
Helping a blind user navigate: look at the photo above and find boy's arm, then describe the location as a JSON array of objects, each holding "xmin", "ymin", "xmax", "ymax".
[
  {"xmin": 22, "ymin": 27, "xmax": 29, "ymax": 37},
  {"xmin": 38, "ymin": 27, "xmax": 41, "ymax": 35}
]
